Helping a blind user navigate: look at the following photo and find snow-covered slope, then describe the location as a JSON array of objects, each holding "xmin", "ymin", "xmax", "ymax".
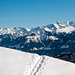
[
  {"xmin": 0, "ymin": 47, "xmax": 40, "ymax": 75},
  {"xmin": 0, "ymin": 47, "xmax": 75, "ymax": 75},
  {"xmin": 36, "ymin": 56, "xmax": 75, "ymax": 75}
]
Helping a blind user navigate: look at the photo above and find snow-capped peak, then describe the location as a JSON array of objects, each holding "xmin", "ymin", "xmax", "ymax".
[
  {"xmin": 69, "ymin": 21, "xmax": 75, "ymax": 27},
  {"xmin": 0, "ymin": 21, "xmax": 75, "ymax": 37},
  {"xmin": 44, "ymin": 21, "xmax": 75, "ymax": 34},
  {"xmin": 65, "ymin": 21, "xmax": 69, "ymax": 25}
]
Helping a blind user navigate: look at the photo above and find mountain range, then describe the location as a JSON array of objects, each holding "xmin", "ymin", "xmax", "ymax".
[{"xmin": 0, "ymin": 21, "xmax": 75, "ymax": 59}]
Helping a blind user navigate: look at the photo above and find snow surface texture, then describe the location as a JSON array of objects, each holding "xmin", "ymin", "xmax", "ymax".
[{"xmin": 0, "ymin": 47, "xmax": 75, "ymax": 75}]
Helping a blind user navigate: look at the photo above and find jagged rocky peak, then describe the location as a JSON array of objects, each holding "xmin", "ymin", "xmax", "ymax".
[
  {"xmin": 69, "ymin": 21, "xmax": 75, "ymax": 27},
  {"xmin": 35, "ymin": 26, "xmax": 41, "ymax": 29},
  {"xmin": 45, "ymin": 21, "xmax": 62, "ymax": 29},
  {"xmin": 0, "ymin": 27, "xmax": 7, "ymax": 30},
  {"xmin": 31, "ymin": 26, "xmax": 43, "ymax": 32},
  {"xmin": 65, "ymin": 21, "xmax": 69, "ymax": 25},
  {"xmin": 0, "ymin": 21, "xmax": 75, "ymax": 36},
  {"xmin": 53, "ymin": 21, "xmax": 62, "ymax": 29},
  {"xmin": 13, "ymin": 27, "xmax": 17, "ymax": 29},
  {"xmin": 56, "ymin": 21, "xmax": 62, "ymax": 25}
]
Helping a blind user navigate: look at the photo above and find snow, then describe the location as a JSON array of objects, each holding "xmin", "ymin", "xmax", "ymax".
[
  {"xmin": 54, "ymin": 22, "xmax": 60, "ymax": 28},
  {"xmin": 21, "ymin": 46, "xmax": 24, "ymax": 48},
  {"xmin": 0, "ymin": 27, "xmax": 28, "ymax": 38},
  {"xmin": 42, "ymin": 47, "xmax": 51, "ymax": 50},
  {"xmin": 49, "ymin": 36, "xmax": 59, "ymax": 40},
  {"xmin": 26, "ymin": 39, "xmax": 30, "ymax": 43},
  {"xmin": 33, "ymin": 47, "xmax": 38, "ymax": 50},
  {"xmin": 61, "ymin": 45, "xmax": 69, "ymax": 48},
  {"xmin": 14, "ymin": 44, "xmax": 21, "ymax": 49},
  {"xmin": 0, "ymin": 47, "xmax": 75, "ymax": 75},
  {"xmin": 36, "ymin": 56, "xmax": 75, "ymax": 75},
  {"xmin": 44, "ymin": 27, "xmax": 51, "ymax": 32},
  {"xmin": 65, "ymin": 21, "xmax": 69, "ymax": 25},
  {"xmin": 44, "ymin": 21, "xmax": 75, "ymax": 34},
  {"xmin": 26, "ymin": 28, "xmax": 31, "ymax": 31},
  {"xmin": 26, "ymin": 36, "xmax": 39, "ymax": 43},
  {"xmin": 0, "ymin": 47, "xmax": 40, "ymax": 75},
  {"xmin": 0, "ymin": 21, "xmax": 75, "ymax": 38},
  {"xmin": 0, "ymin": 21, "xmax": 75, "ymax": 45},
  {"xmin": 56, "ymin": 26, "xmax": 75, "ymax": 34}
]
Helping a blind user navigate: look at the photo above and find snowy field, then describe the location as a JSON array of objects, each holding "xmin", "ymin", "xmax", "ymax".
[{"xmin": 0, "ymin": 47, "xmax": 75, "ymax": 75}]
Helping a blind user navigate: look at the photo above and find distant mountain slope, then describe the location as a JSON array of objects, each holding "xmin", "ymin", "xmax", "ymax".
[{"xmin": 0, "ymin": 47, "xmax": 75, "ymax": 75}]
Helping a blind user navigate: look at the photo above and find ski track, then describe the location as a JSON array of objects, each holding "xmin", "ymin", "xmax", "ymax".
[
  {"xmin": 23, "ymin": 55, "xmax": 45, "ymax": 75},
  {"xmin": 30, "ymin": 56, "xmax": 45, "ymax": 75}
]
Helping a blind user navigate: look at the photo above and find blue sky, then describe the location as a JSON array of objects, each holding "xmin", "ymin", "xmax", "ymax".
[{"xmin": 0, "ymin": 0, "xmax": 75, "ymax": 28}]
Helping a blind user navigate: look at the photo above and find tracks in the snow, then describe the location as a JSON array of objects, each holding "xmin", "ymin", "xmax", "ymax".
[
  {"xmin": 23, "ymin": 56, "xmax": 45, "ymax": 75},
  {"xmin": 30, "ymin": 56, "xmax": 45, "ymax": 75}
]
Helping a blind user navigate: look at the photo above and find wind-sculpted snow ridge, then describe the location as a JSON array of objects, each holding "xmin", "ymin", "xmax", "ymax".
[{"xmin": 0, "ymin": 47, "xmax": 75, "ymax": 75}]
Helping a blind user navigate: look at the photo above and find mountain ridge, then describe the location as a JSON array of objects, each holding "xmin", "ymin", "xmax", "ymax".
[{"xmin": 0, "ymin": 21, "xmax": 75, "ymax": 57}]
